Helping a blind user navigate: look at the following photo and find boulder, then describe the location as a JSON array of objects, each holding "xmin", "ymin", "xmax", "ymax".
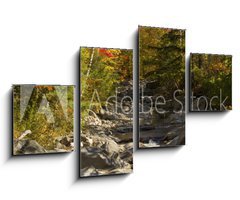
[{"xmin": 14, "ymin": 139, "xmax": 47, "ymax": 155}]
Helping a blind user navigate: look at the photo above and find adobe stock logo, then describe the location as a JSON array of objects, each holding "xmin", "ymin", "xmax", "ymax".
[
  {"xmin": 88, "ymin": 86, "xmax": 185, "ymax": 114},
  {"xmin": 190, "ymin": 89, "xmax": 229, "ymax": 111},
  {"xmin": 19, "ymin": 85, "xmax": 71, "ymax": 123},
  {"xmin": 139, "ymin": 85, "xmax": 185, "ymax": 114},
  {"xmin": 88, "ymin": 88, "xmax": 133, "ymax": 114}
]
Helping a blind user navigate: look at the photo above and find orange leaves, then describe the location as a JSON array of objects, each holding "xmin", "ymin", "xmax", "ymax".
[
  {"xmin": 99, "ymin": 48, "xmax": 114, "ymax": 57},
  {"xmin": 35, "ymin": 85, "xmax": 54, "ymax": 91},
  {"xmin": 46, "ymin": 86, "xmax": 54, "ymax": 91}
]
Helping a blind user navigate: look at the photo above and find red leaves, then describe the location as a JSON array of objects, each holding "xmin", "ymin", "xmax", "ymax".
[{"xmin": 99, "ymin": 48, "xmax": 113, "ymax": 57}]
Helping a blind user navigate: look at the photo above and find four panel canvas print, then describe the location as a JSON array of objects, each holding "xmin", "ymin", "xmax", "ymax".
[
  {"xmin": 138, "ymin": 26, "xmax": 185, "ymax": 148},
  {"xmin": 9, "ymin": 26, "xmax": 233, "ymax": 178},
  {"xmin": 13, "ymin": 85, "xmax": 74, "ymax": 155},
  {"xmin": 189, "ymin": 53, "xmax": 232, "ymax": 111},
  {"xmin": 80, "ymin": 47, "xmax": 133, "ymax": 177}
]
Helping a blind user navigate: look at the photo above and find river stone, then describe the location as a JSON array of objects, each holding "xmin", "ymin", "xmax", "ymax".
[
  {"xmin": 81, "ymin": 151, "xmax": 112, "ymax": 169},
  {"xmin": 84, "ymin": 115, "xmax": 102, "ymax": 126},
  {"xmin": 14, "ymin": 139, "xmax": 47, "ymax": 155}
]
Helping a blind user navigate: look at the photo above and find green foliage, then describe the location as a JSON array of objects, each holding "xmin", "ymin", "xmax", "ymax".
[
  {"xmin": 80, "ymin": 47, "xmax": 132, "ymax": 127},
  {"xmin": 13, "ymin": 85, "xmax": 74, "ymax": 150},
  {"xmin": 139, "ymin": 26, "xmax": 185, "ymax": 97},
  {"xmin": 191, "ymin": 53, "xmax": 232, "ymax": 109}
]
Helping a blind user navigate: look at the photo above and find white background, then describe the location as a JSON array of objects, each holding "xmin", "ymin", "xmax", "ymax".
[{"xmin": 0, "ymin": 0, "xmax": 239, "ymax": 199}]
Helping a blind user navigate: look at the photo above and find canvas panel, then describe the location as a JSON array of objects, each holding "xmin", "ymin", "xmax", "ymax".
[
  {"xmin": 80, "ymin": 47, "xmax": 133, "ymax": 177},
  {"xmin": 13, "ymin": 85, "xmax": 74, "ymax": 155},
  {"xmin": 138, "ymin": 26, "xmax": 185, "ymax": 148},
  {"xmin": 189, "ymin": 53, "xmax": 232, "ymax": 112}
]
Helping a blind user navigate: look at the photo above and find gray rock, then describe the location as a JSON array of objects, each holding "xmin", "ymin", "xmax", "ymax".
[{"xmin": 14, "ymin": 139, "xmax": 47, "ymax": 155}]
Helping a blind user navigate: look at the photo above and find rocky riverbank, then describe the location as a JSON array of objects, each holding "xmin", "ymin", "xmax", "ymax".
[
  {"xmin": 14, "ymin": 133, "xmax": 74, "ymax": 155},
  {"xmin": 80, "ymin": 83, "xmax": 133, "ymax": 177},
  {"xmin": 139, "ymin": 80, "xmax": 185, "ymax": 148}
]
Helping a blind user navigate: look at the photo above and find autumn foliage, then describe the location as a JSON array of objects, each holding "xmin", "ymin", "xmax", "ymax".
[
  {"xmin": 13, "ymin": 85, "xmax": 74, "ymax": 150},
  {"xmin": 190, "ymin": 53, "xmax": 232, "ymax": 110},
  {"xmin": 80, "ymin": 47, "xmax": 132, "ymax": 123}
]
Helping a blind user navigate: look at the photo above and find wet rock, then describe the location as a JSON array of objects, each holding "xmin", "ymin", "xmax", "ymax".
[
  {"xmin": 81, "ymin": 97, "xmax": 133, "ymax": 177},
  {"xmin": 101, "ymin": 140, "xmax": 120, "ymax": 155},
  {"xmin": 14, "ymin": 130, "xmax": 47, "ymax": 155},
  {"xmin": 81, "ymin": 166, "xmax": 99, "ymax": 177},
  {"xmin": 120, "ymin": 144, "xmax": 133, "ymax": 164},
  {"xmin": 14, "ymin": 139, "xmax": 47, "ymax": 155},
  {"xmin": 166, "ymin": 136, "xmax": 180, "ymax": 146},
  {"xmin": 116, "ymin": 126, "xmax": 133, "ymax": 133},
  {"xmin": 163, "ymin": 126, "xmax": 185, "ymax": 145},
  {"xmin": 81, "ymin": 149, "xmax": 112, "ymax": 169},
  {"xmin": 55, "ymin": 135, "xmax": 74, "ymax": 152}
]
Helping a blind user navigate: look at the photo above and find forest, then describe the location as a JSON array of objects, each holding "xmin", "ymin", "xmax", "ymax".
[
  {"xmin": 13, "ymin": 85, "xmax": 74, "ymax": 155},
  {"xmin": 139, "ymin": 26, "xmax": 185, "ymax": 91},
  {"xmin": 80, "ymin": 47, "xmax": 133, "ymax": 177},
  {"xmin": 190, "ymin": 53, "xmax": 232, "ymax": 111},
  {"xmin": 139, "ymin": 26, "xmax": 185, "ymax": 148}
]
